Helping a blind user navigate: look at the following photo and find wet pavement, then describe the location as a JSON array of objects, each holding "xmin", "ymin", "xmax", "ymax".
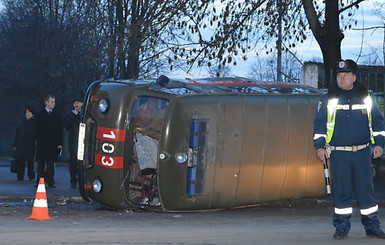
[
  {"xmin": 0, "ymin": 159, "xmax": 83, "ymax": 203},
  {"xmin": 374, "ymin": 166, "xmax": 385, "ymax": 201},
  {"xmin": 1, "ymin": 158, "xmax": 385, "ymax": 206},
  {"xmin": 2, "ymin": 159, "xmax": 385, "ymax": 244}
]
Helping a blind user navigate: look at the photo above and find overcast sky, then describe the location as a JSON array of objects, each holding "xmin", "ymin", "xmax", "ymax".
[{"xmin": 172, "ymin": 1, "xmax": 384, "ymax": 79}]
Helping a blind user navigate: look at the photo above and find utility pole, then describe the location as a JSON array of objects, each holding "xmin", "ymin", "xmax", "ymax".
[
  {"xmin": 277, "ymin": 0, "xmax": 282, "ymax": 82},
  {"xmin": 383, "ymin": 25, "xmax": 385, "ymax": 65}
]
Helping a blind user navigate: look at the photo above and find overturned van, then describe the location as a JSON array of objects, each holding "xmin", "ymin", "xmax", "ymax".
[{"xmin": 77, "ymin": 77, "xmax": 326, "ymax": 211}]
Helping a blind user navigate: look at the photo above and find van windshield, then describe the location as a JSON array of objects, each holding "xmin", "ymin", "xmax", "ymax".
[
  {"xmin": 126, "ymin": 96, "xmax": 169, "ymax": 206},
  {"xmin": 132, "ymin": 97, "xmax": 168, "ymax": 140}
]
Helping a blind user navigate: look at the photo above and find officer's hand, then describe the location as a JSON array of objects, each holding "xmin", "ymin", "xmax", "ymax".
[
  {"xmin": 373, "ymin": 146, "xmax": 383, "ymax": 159},
  {"xmin": 316, "ymin": 148, "xmax": 328, "ymax": 163}
]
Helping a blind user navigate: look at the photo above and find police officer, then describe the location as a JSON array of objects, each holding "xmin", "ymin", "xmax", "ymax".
[{"xmin": 313, "ymin": 59, "xmax": 385, "ymax": 239}]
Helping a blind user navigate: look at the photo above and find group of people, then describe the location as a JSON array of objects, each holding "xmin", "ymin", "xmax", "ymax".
[{"xmin": 13, "ymin": 95, "xmax": 83, "ymax": 189}]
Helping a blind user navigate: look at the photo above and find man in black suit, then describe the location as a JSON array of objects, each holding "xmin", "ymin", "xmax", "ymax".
[{"xmin": 34, "ymin": 95, "xmax": 63, "ymax": 187}]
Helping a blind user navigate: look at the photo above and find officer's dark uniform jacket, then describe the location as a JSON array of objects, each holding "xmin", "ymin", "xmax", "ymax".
[
  {"xmin": 314, "ymin": 88, "xmax": 385, "ymax": 150},
  {"xmin": 313, "ymin": 82, "xmax": 385, "ymax": 220}
]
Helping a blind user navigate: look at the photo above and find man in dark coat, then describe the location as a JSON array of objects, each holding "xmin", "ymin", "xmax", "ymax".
[
  {"xmin": 13, "ymin": 105, "xmax": 36, "ymax": 181},
  {"xmin": 64, "ymin": 98, "xmax": 83, "ymax": 188},
  {"xmin": 34, "ymin": 95, "xmax": 63, "ymax": 187}
]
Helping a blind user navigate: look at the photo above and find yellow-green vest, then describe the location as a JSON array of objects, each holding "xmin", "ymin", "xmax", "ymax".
[{"xmin": 326, "ymin": 95, "xmax": 374, "ymax": 144}]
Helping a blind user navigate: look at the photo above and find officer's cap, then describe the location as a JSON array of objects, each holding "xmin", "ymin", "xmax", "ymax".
[{"xmin": 336, "ymin": 59, "xmax": 357, "ymax": 74}]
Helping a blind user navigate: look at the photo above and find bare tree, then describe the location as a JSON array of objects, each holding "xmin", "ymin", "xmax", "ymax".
[
  {"xmin": 366, "ymin": 1, "xmax": 385, "ymax": 65},
  {"xmin": 301, "ymin": 0, "xmax": 367, "ymax": 84},
  {"xmin": 0, "ymin": 0, "xmax": 110, "ymax": 152},
  {"xmin": 0, "ymin": 0, "xmax": 375, "ymax": 88},
  {"xmin": 248, "ymin": 52, "xmax": 301, "ymax": 82},
  {"xmin": 0, "ymin": 0, "xmax": 106, "ymax": 104},
  {"xmin": 168, "ymin": 0, "xmax": 371, "ymax": 87},
  {"xmin": 102, "ymin": 0, "xmax": 209, "ymax": 79},
  {"xmin": 249, "ymin": 56, "xmax": 276, "ymax": 82},
  {"xmin": 170, "ymin": 0, "xmax": 268, "ymax": 73},
  {"xmin": 207, "ymin": 64, "xmax": 232, "ymax": 78}
]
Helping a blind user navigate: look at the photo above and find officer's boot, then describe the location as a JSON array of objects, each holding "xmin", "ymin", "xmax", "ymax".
[
  {"xmin": 333, "ymin": 214, "xmax": 351, "ymax": 239},
  {"xmin": 361, "ymin": 213, "xmax": 385, "ymax": 239}
]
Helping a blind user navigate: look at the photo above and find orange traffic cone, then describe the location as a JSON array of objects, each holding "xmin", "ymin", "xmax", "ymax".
[{"xmin": 26, "ymin": 178, "xmax": 54, "ymax": 220}]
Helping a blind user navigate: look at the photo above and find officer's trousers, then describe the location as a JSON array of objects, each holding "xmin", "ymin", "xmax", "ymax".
[{"xmin": 330, "ymin": 146, "xmax": 378, "ymax": 232}]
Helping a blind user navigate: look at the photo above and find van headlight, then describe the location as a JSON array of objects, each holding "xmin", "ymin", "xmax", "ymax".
[
  {"xmin": 93, "ymin": 179, "xmax": 102, "ymax": 193},
  {"xmin": 99, "ymin": 99, "xmax": 109, "ymax": 113}
]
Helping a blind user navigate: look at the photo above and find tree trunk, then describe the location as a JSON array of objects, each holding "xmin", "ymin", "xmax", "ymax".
[
  {"xmin": 116, "ymin": 0, "xmax": 126, "ymax": 79},
  {"xmin": 126, "ymin": 39, "xmax": 140, "ymax": 79},
  {"xmin": 107, "ymin": 1, "xmax": 116, "ymax": 78},
  {"xmin": 126, "ymin": 0, "xmax": 140, "ymax": 79},
  {"xmin": 302, "ymin": 0, "xmax": 343, "ymax": 88}
]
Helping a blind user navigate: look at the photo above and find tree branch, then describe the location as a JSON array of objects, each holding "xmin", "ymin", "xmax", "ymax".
[
  {"xmin": 301, "ymin": 0, "xmax": 322, "ymax": 43},
  {"xmin": 338, "ymin": 0, "xmax": 366, "ymax": 14},
  {"xmin": 353, "ymin": 26, "xmax": 385, "ymax": 31}
]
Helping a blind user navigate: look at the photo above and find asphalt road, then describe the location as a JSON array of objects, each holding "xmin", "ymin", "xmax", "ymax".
[
  {"xmin": 2, "ymin": 159, "xmax": 385, "ymax": 244},
  {"xmin": 2, "ymin": 200, "xmax": 385, "ymax": 245},
  {"xmin": 0, "ymin": 159, "xmax": 81, "ymax": 202}
]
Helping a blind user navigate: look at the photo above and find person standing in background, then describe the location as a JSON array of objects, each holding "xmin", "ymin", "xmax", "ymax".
[
  {"xmin": 13, "ymin": 105, "xmax": 36, "ymax": 181},
  {"xmin": 64, "ymin": 98, "xmax": 83, "ymax": 188},
  {"xmin": 34, "ymin": 95, "xmax": 63, "ymax": 187}
]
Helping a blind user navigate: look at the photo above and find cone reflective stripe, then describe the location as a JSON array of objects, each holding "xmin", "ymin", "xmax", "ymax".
[{"xmin": 26, "ymin": 178, "xmax": 54, "ymax": 220}]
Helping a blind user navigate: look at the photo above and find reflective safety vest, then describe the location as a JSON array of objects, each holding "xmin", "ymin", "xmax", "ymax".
[{"xmin": 326, "ymin": 95, "xmax": 375, "ymax": 144}]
